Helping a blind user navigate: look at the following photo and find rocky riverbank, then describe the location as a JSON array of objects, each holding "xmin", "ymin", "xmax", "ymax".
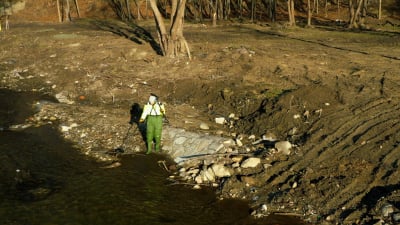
[{"xmin": 2, "ymin": 20, "xmax": 400, "ymax": 224}]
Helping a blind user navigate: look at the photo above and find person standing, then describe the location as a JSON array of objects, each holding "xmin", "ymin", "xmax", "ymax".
[{"xmin": 139, "ymin": 94, "xmax": 166, "ymax": 154}]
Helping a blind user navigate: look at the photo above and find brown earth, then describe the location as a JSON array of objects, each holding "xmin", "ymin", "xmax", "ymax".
[{"xmin": 2, "ymin": 9, "xmax": 400, "ymax": 225}]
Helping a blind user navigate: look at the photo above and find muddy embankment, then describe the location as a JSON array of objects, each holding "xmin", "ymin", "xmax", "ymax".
[{"xmin": 1, "ymin": 20, "xmax": 400, "ymax": 224}]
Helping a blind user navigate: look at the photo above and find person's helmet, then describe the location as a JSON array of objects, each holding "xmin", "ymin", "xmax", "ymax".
[{"xmin": 149, "ymin": 95, "xmax": 157, "ymax": 104}]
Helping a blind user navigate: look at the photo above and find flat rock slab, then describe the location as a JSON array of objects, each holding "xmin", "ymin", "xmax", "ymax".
[{"xmin": 162, "ymin": 127, "xmax": 233, "ymax": 163}]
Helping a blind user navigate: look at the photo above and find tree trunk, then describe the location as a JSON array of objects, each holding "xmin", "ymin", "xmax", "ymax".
[
  {"xmin": 287, "ymin": 0, "xmax": 295, "ymax": 26},
  {"xmin": 307, "ymin": 0, "xmax": 312, "ymax": 26},
  {"xmin": 360, "ymin": 0, "xmax": 367, "ymax": 25},
  {"xmin": 349, "ymin": 0, "xmax": 354, "ymax": 26},
  {"xmin": 225, "ymin": 0, "xmax": 231, "ymax": 20},
  {"xmin": 74, "ymin": 0, "xmax": 81, "ymax": 18},
  {"xmin": 217, "ymin": 0, "xmax": 223, "ymax": 21},
  {"xmin": 146, "ymin": 0, "xmax": 149, "ymax": 19},
  {"xmin": 149, "ymin": 0, "xmax": 191, "ymax": 59},
  {"xmin": 57, "ymin": 0, "xmax": 62, "ymax": 22},
  {"xmin": 290, "ymin": 0, "xmax": 295, "ymax": 25},
  {"xmin": 212, "ymin": 0, "xmax": 217, "ymax": 26},
  {"xmin": 126, "ymin": 0, "xmax": 132, "ymax": 20},
  {"xmin": 349, "ymin": 0, "xmax": 364, "ymax": 28},
  {"xmin": 135, "ymin": 0, "xmax": 142, "ymax": 20},
  {"xmin": 378, "ymin": 0, "xmax": 381, "ymax": 20},
  {"xmin": 65, "ymin": 0, "xmax": 71, "ymax": 22},
  {"xmin": 314, "ymin": 0, "xmax": 319, "ymax": 14},
  {"xmin": 239, "ymin": 0, "xmax": 242, "ymax": 19}
]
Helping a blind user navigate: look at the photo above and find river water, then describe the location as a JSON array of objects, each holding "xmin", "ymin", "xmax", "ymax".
[{"xmin": 0, "ymin": 89, "xmax": 305, "ymax": 225}]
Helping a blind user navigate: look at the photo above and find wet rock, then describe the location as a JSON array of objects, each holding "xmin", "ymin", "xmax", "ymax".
[
  {"xmin": 8, "ymin": 124, "xmax": 32, "ymax": 131},
  {"xmin": 241, "ymin": 157, "xmax": 261, "ymax": 168},
  {"xmin": 193, "ymin": 184, "xmax": 201, "ymax": 189},
  {"xmin": 100, "ymin": 161, "xmax": 121, "ymax": 169}
]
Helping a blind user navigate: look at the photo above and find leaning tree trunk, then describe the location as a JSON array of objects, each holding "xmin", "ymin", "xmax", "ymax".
[
  {"xmin": 74, "ymin": 0, "xmax": 81, "ymax": 18},
  {"xmin": 149, "ymin": 0, "xmax": 191, "ymax": 59}
]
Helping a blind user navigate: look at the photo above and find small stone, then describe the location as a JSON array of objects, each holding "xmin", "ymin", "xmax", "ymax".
[
  {"xmin": 326, "ymin": 215, "xmax": 334, "ymax": 221},
  {"xmin": 241, "ymin": 157, "xmax": 261, "ymax": 168},
  {"xmin": 195, "ymin": 175, "xmax": 203, "ymax": 184},
  {"xmin": 61, "ymin": 125, "xmax": 71, "ymax": 132},
  {"xmin": 199, "ymin": 122, "xmax": 210, "ymax": 130},
  {"xmin": 381, "ymin": 204, "xmax": 394, "ymax": 217},
  {"xmin": 231, "ymin": 162, "xmax": 240, "ymax": 168},
  {"xmin": 392, "ymin": 213, "xmax": 400, "ymax": 222},
  {"xmin": 204, "ymin": 167, "xmax": 216, "ymax": 182},
  {"xmin": 215, "ymin": 130, "xmax": 224, "ymax": 135},
  {"xmin": 231, "ymin": 155, "xmax": 244, "ymax": 163},
  {"xmin": 263, "ymin": 163, "xmax": 272, "ymax": 169},
  {"xmin": 236, "ymin": 139, "xmax": 243, "ymax": 147},
  {"xmin": 261, "ymin": 204, "xmax": 268, "ymax": 212},
  {"xmin": 262, "ymin": 132, "xmax": 277, "ymax": 141},
  {"xmin": 215, "ymin": 117, "xmax": 226, "ymax": 124},
  {"xmin": 192, "ymin": 184, "xmax": 201, "ymax": 190},
  {"xmin": 211, "ymin": 163, "xmax": 231, "ymax": 177},
  {"xmin": 275, "ymin": 141, "xmax": 292, "ymax": 155},
  {"xmin": 223, "ymin": 139, "xmax": 235, "ymax": 147}
]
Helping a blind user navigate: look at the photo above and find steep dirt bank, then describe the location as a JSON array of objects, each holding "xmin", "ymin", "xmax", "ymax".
[{"xmin": 1, "ymin": 19, "xmax": 400, "ymax": 224}]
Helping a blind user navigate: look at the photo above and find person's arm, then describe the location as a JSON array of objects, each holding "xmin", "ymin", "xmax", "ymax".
[
  {"xmin": 139, "ymin": 105, "xmax": 150, "ymax": 122},
  {"xmin": 160, "ymin": 104, "xmax": 165, "ymax": 115}
]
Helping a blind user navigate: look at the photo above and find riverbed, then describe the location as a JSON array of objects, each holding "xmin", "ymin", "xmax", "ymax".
[{"xmin": 0, "ymin": 89, "xmax": 305, "ymax": 225}]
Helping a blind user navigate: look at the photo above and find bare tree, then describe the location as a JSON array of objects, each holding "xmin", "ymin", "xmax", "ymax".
[
  {"xmin": 349, "ymin": 0, "xmax": 365, "ymax": 28},
  {"xmin": 108, "ymin": 0, "xmax": 134, "ymax": 21},
  {"xmin": 57, "ymin": 0, "xmax": 62, "ymax": 22},
  {"xmin": 56, "ymin": 0, "xmax": 80, "ymax": 22},
  {"xmin": 74, "ymin": 0, "xmax": 81, "ymax": 18},
  {"xmin": 378, "ymin": 0, "xmax": 382, "ymax": 20},
  {"xmin": 307, "ymin": 0, "xmax": 312, "ymax": 26},
  {"xmin": 287, "ymin": 0, "xmax": 296, "ymax": 26},
  {"xmin": 150, "ymin": 0, "xmax": 191, "ymax": 58},
  {"xmin": 65, "ymin": 0, "xmax": 71, "ymax": 22}
]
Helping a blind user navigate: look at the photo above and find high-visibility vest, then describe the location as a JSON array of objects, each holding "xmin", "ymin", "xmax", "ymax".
[{"xmin": 140, "ymin": 102, "xmax": 165, "ymax": 121}]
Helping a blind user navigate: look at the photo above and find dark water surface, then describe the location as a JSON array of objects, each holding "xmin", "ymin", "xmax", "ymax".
[{"xmin": 0, "ymin": 89, "xmax": 305, "ymax": 225}]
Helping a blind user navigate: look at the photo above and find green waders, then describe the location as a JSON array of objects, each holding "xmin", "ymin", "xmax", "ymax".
[{"xmin": 146, "ymin": 115, "xmax": 163, "ymax": 154}]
